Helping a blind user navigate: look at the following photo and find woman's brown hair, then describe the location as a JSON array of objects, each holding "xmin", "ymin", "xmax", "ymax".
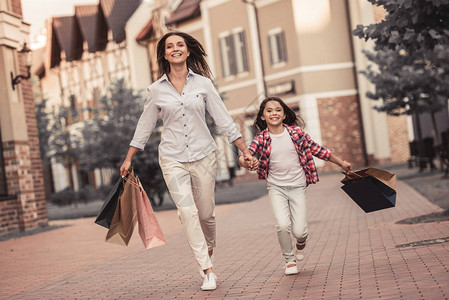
[{"xmin": 156, "ymin": 31, "xmax": 213, "ymax": 79}]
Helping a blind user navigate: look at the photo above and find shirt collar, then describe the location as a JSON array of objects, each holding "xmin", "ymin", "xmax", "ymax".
[{"xmin": 160, "ymin": 68, "xmax": 195, "ymax": 82}]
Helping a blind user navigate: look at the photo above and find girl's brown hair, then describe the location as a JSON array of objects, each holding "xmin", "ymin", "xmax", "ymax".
[
  {"xmin": 253, "ymin": 97, "xmax": 305, "ymax": 132},
  {"xmin": 156, "ymin": 31, "xmax": 213, "ymax": 79}
]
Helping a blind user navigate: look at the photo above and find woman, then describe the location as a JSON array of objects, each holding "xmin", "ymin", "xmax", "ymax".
[{"xmin": 120, "ymin": 31, "xmax": 255, "ymax": 291}]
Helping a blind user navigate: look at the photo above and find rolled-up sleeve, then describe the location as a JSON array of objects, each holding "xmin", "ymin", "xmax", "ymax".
[
  {"xmin": 204, "ymin": 79, "xmax": 242, "ymax": 143},
  {"xmin": 130, "ymin": 89, "xmax": 158, "ymax": 150}
]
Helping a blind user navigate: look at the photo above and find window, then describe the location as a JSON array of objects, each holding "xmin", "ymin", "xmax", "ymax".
[
  {"xmin": 219, "ymin": 29, "xmax": 249, "ymax": 78},
  {"xmin": 268, "ymin": 29, "xmax": 287, "ymax": 65}
]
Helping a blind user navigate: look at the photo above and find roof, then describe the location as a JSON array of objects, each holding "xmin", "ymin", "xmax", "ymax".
[
  {"xmin": 166, "ymin": 0, "xmax": 201, "ymax": 26},
  {"xmin": 52, "ymin": 16, "xmax": 84, "ymax": 62},
  {"xmin": 48, "ymin": 0, "xmax": 142, "ymax": 68},
  {"xmin": 75, "ymin": 4, "xmax": 108, "ymax": 52},
  {"xmin": 100, "ymin": 0, "xmax": 142, "ymax": 43},
  {"xmin": 136, "ymin": 19, "xmax": 154, "ymax": 42}
]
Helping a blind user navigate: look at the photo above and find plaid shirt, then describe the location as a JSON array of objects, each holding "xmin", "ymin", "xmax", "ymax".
[{"xmin": 246, "ymin": 125, "xmax": 332, "ymax": 186}]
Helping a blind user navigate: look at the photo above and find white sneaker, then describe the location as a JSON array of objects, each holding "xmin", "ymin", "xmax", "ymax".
[
  {"xmin": 201, "ymin": 273, "xmax": 217, "ymax": 291},
  {"xmin": 284, "ymin": 261, "xmax": 299, "ymax": 275},
  {"xmin": 296, "ymin": 241, "xmax": 306, "ymax": 261}
]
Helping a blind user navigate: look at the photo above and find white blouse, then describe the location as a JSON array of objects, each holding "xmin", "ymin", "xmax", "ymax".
[{"xmin": 131, "ymin": 70, "xmax": 241, "ymax": 162}]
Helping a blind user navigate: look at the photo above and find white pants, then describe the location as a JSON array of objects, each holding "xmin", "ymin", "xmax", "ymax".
[
  {"xmin": 267, "ymin": 183, "xmax": 309, "ymax": 263},
  {"xmin": 159, "ymin": 152, "xmax": 217, "ymax": 270}
]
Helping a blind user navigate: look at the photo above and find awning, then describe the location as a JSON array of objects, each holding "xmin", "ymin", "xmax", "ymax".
[
  {"xmin": 136, "ymin": 19, "xmax": 154, "ymax": 42},
  {"xmin": 166, "ymin": 0, "xmax": 201, "ymax": 26}
]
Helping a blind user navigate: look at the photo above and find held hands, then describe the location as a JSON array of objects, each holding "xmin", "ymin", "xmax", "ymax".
[{"xmin": 241, "ymin": 152, "xmax": 259, "ymax": 171}]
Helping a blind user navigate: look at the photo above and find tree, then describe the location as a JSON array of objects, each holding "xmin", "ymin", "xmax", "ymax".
[
  {"xmin": 79, "ymin": 79, "xmax": 167, "ymax": 205},
  {"xmin": 352, "ymin": 0, "xmax": 449, "ymax": 147},
  {"xmin": 35, "ymin": 98, "xmax": 52, "ymax": 164}
]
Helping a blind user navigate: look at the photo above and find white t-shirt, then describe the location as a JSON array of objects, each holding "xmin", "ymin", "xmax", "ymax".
[{"xmin": 267, "ymin": 128, "xmax": 306, "ymax": 186}]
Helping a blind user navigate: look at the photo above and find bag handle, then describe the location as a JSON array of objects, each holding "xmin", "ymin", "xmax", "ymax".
[
  {"xmin": 341, "ymin": 171, "xmax": 363, "ymax": 178},
  {"xmin": 122, "ymin": 168, "xmax": 141, "ymax": 190}
]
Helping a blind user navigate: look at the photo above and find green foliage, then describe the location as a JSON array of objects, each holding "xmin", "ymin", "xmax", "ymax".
[
  {"xmin": 34, "ymin": 99, "xmax": 52, "ymax": 163},
  {"xmin": 50, "ymin": 105, "xmax": 82, "ymax": 165},
  {"xmin": 50, "ymin": 188, "xmax": 78, "ymax": 206},
  {"xmin": 79, "ymin": 79, "xmax": 167, "ymax": 196},
  {"xmin": 352, "ymin": 0, "xmax": 449, "ymax": 116}
]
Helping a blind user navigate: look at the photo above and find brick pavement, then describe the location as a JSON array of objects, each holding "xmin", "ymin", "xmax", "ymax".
[{"xmin": 1, "ymin": 173, "xmax": 448, "ymax": 299}]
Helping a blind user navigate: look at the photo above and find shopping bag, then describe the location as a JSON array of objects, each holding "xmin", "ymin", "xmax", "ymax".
[
  {"xmin": 341, "ymin": 168, "xmax": 396, "ymax": 213},
  {"xmin": 135, "ymin": 176, "xmax": 167, "ymax": 249},
  {"xmin": 94, "ymin": 177, "xmax": 123, "ymax": 229},
  {"xmin": 105, "ymin": 171, "xmax": 138, "ymax": 246}
]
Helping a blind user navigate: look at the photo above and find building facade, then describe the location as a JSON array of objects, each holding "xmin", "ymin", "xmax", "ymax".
[
  {"xmin": 155, "ymin": 0, "xmax": 411, "ymax": 182},
  {"xmin": 35, "ymin": 0, "xmax": 420, "ymax": 193},
  {"xmin": 37, "ymin": 0, "xmax": 148, "ymax": 192},
  {"xmin": 0, "ymin": 0, "xmax": 47, "ymax": 233}
]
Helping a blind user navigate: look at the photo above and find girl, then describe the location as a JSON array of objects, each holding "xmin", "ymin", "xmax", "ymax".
[
  {"xmin": 238, "ymin": 97, "xmax": 352, "ymax": 275},
  {"xmin": 120, "ymin": 31, "xmax": 255, "ymax": 290}
]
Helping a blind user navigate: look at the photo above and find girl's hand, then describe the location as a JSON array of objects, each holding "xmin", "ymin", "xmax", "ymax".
[
  {"xmin": 340, "ymin": 160, "xmax": 352, "ymax": 174},
  {"xmin": 243, "ymin": 152, "xmax": 259, "ymax": 171},
  {"xmin": 120, "ymin": 160, "xmax": 131, "ymax": 177},
  {"xmin": 245, "ymin": 157, "xmax": 259, "ymax": 171},
  {"xmin": 238, "ymin": 154, "xmax": 259, "ymax": 171}
]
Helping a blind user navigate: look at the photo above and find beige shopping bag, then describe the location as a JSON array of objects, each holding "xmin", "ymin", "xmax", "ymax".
[{"xmin": 105, "ymin": 171, "xmax": 138, "ymax": 246}]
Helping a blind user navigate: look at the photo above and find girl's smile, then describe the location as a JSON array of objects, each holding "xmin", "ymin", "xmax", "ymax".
[{"xmin": 262, "ymin": 100, "xmax": 286, "ymax": 131}]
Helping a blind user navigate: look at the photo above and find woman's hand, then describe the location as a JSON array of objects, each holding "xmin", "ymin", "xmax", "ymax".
[
  {"xmin": 120, "ymin": 147, "xmax": 139, "ymax": 177},
  {"xmin": 120, "ymin": 160, "xmax": 132, "ymax": 177}
]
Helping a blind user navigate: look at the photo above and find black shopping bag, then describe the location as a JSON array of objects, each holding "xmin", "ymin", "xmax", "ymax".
[
  {"xmin": 341, "ymin": 168, "xmax": 396, "ymax": 213},
  {"xmin": 94, "ymin": 177, "xmax": 123, "ymax": 228}
]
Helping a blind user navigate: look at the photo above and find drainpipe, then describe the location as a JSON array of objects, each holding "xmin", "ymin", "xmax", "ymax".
[
  {"xmin": 243, "ymin": 0, "xmax": 267, "ymax": 98},
  {"xmin": 344, "ymin": 0, "xmax": 369, "ymax": 166}
]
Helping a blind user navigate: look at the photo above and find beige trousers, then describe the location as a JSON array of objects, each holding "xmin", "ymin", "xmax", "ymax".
[{"xmin": 159, "ymin": 151, "xmax": 217, "ymax": 270}]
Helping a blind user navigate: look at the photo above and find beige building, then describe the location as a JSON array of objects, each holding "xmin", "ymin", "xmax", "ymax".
[
  {"xmin": 35, "ymin": 0, "xmax": 413, "ymax": 191},
  {"xmin": 0, "ymin": 0, "xmax": 47, "ymax": 233}
]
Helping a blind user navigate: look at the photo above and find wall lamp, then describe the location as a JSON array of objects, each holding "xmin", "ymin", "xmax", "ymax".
[{"xmin": 11, "ymin": 42, "xmax": 32, "ymax": 91}]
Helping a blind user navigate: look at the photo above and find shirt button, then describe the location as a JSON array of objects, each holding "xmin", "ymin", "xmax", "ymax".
[
  {"xmin": 181, "ymin": 103, "xmax": 183, "ymax": 105},
  {"xmin": 186, "ymin": 145, "xmax": 189, "ymax": 148},
  {"xmin": 185, "ymin": 135, "xmax": 187, "ymax": 137},
  {"xmin": 182, "ymin": 92, "xmax": 185, "ymax": 95},
  {"xmin": 184, "ymin": 124, "xmax": 186, "ymax": 126},
  {"xmin": 183, "ymin": 114, "xmax": 185, "ymax": 116}
]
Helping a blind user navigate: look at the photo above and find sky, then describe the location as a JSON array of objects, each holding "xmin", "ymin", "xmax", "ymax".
[{"xmin": 22, "ymin": 0, "xmax": 97, "ymax": 49}]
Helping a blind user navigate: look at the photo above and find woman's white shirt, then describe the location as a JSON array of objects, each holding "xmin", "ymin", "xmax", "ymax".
[{"xmin": 131, "ymin": 70, "xmax": 241, "ymax": 162}]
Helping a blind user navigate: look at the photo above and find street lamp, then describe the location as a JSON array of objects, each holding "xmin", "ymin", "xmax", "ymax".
[{"xmin": 11, "ymin": 42, "xmax": 32, "ymax": 91}]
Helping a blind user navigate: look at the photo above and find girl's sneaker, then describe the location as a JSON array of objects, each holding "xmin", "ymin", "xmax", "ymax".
[
  {"xmin": 296, "ymin": 241, "xmax": 306, "ymax": 261},
  {"xmin": 284, "ymin": 261, "xmax": 299, "ymax": 275}
]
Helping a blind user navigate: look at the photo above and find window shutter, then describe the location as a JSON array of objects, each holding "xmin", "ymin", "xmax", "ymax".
[
  {"xmin": 227, "ymin": 35, "xmax": 237, "ymax": 75},
  {"xmin": 239, "ymin": 31, "xmax": 249, "ymax": 72}
]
